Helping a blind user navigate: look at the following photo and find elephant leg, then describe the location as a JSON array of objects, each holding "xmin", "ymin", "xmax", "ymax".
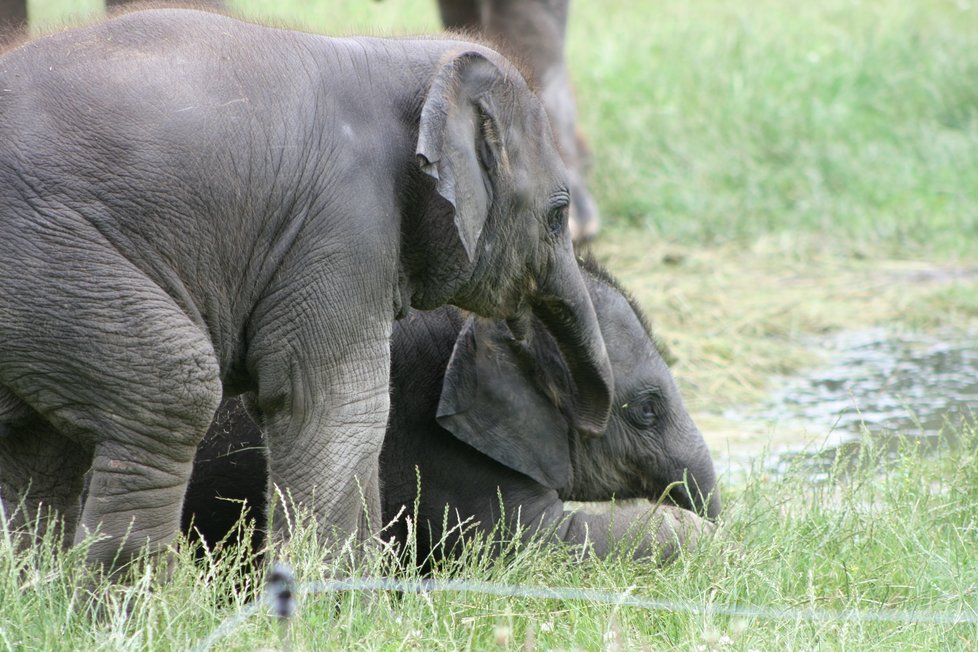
[
  {"xmin": 0, "ymin": 0, "xmax": 26, "ymax": 31},
  {"xmin": 437, "ymin": 0, "xmax": 483, "ymax": 30},
  {"xmin": 0, "ymin": 254, "xmax": 222, "ymax": 573},
  {"xmin": 248, "ymin": 285, "xmax": 392, "ymax": 557},
  {"xmin": 549, "ymin": 501, "xmax": 714, "ymax": 561},
  {"xmin": 0, "ymin": 409, "xmax": 91, "ymax": 550},
  {"xmin": 70, "ymin": 328, "xmax": 221, "ymax": 571},
  {"xmin": 77, "ymin": 436, "xmax": 205, "ymax": 572}
]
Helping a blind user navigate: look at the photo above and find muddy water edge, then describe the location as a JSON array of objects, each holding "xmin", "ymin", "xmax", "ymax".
[{"xmin": 715, "ymin": 327, "xmax": 978, "ymax": 482}]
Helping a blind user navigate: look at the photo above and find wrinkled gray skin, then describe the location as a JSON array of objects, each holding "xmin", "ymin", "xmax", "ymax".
[
  {"xmin": 0, "ymin": 10, "xmax": 614, "ymax": 573},
  {"xmin": 185, "ymin": 262, "xmax": 719, "ymax": 564},
  {"xmin": 437, "ymin": 0, "xmax": 599, "ymax": 239},
  {"xmin": 0, "ymin": 0, "xmax": 599, "ymax": 239}
]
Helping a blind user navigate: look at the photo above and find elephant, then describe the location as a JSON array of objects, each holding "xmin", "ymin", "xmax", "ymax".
[
  {"xmin": 0, "ymin": 9, "xmax": 614, "ymax": 574},
  {"xmin": 0, "ymin": 0, "xmax": 24, "ymax": 31},
  {"xmin": 0, "ymin": 0, "xmax": 600, "ymax": 239},
  {"xmin": 184, "ymin": 255, "xmax": 719, "ymax": 564},
  {"xmin": 436, "ymin": 0, "xmax": 600, "ymax": 240}
]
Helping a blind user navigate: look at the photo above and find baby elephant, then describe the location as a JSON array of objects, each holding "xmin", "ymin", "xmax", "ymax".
[
  {"xmin": 0, "ymin": 8, "xmax": 614, "ymax": 572},
  {"xmin": 185, "ymin": 257, "xmax": 719, "ymax": 564}
]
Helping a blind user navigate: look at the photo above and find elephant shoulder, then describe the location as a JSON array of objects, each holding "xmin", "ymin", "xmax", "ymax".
[{"xmin": 391, "ymin": 307, "xmax": 466, "ymax": 375}]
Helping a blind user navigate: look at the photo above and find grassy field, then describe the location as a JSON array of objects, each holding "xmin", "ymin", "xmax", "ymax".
[
  {"xmin": 4, "ymin": 424, "xmax": 977, "ymax": 650},
  {"xmin": 10, "ymin": 0, "xmax": 978, "ymax": 649}
]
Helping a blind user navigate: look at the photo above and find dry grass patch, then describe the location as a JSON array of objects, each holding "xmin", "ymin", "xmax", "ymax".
[{"xmin": 594, "ymin": 230, "xmax": 978, "ymax": 418}]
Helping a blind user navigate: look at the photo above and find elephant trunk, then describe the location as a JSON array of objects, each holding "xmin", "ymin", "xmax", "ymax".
[
  {"xmin": 681, "ymin": 456, "xmax": 721, "ymax": 520},
  {"xmin": 667, "ymin": 428, "xmax": 721, "ymax": 520},
  {"xmin": 706, "ymin": 488, "xmax": 722, "ymax": 520},
  {"xmin": 531, "ymin": 249, "xmax": 613, "ymax": 438}
]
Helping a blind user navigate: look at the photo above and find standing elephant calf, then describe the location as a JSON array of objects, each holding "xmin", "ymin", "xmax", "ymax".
[
  {"xmin": 0, "ymin": 9, "xmax": 614, "ymax": 573},
  {"xmin": 185, "ymin": 257, "xmax": 719, "ymax": 563}
]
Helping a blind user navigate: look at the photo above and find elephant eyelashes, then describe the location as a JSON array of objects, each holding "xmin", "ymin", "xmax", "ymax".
[
  {"xmin": 548, "ymin": 205, "xmax": 569, "ymax": 236},
  {"xmin": 625, "ymin": 396, "xmax": 658, "ymax": 428},
  {"xmin": 546, "ymin": 189, "xmax": 570, "ymax": 235}
]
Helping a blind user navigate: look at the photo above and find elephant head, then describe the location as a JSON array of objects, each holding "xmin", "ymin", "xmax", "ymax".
[
  {"xmin": 403, "ymin": 49, "xmax": 613, "ymax": 437},
  {"xmin": 436, "ymin": 254, "xmax": 721, "ymax": 519},
  {"xmin": 436, "ymin": 0, "xmax": 601, "ymax": 240}
]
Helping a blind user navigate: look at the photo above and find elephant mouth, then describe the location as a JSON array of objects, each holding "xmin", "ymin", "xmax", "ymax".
[{"xmin": 645, "ymin": 477, "xmax": 720, "ymax": 521}]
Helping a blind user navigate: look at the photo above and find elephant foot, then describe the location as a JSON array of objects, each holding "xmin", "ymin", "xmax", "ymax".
[{"xmin": 567, "ymin": 178, "xmax": 600, "ymax": 241}]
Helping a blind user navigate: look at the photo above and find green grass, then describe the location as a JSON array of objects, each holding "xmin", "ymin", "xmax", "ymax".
[
  {"xmin": 2, "ymin": 424, "xmax": 977, "ymax": 650},
  {"xmin": 11, "ymin": 1, "xmax": 978, "ymax": 649},
  {"xmin": 570, "ymin": 0, "xmax": 978, "ymax": 255},
  {"xmin": 26, "ymin": 1, "xmax": 978, "ymax": 252}
]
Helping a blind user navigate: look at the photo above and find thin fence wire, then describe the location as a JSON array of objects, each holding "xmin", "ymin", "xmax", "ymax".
[{"xmin": 192, "ymin": 567, "xmax": 978, "ymax": 652}]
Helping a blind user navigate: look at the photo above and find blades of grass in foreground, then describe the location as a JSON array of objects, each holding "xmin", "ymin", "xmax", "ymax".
[{"xmin": 0, "ymin": 420, "xmax": 974, "ymax": 650}]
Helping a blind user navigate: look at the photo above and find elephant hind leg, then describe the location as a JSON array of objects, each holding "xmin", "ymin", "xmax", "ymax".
[
  {"xmin": 0, "ymin": 406, "xmax": 92, "ymax": 550},
  {"xmin": 77, "ymin": 440, "xmax": 201, "ymax": 572},
  {"xmin": 1, "ymin": 373, "xmax": 221, "ymax": 574},
  {"xmin": 61, "ymin": 331, "xmax": 223, "ymax": 572},
  {"xmin": 0, "ymin": 266, "xmax": 223, "ymax": 573}
]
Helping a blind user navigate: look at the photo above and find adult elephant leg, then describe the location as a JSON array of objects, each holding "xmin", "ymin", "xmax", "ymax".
[
  {"xmin": 248, "ymin": 274, "xmax": 392, "ymax": 558},
  {"xmin": 0, "ymin": 410, "xmax": 91, "ymax": 549},
  {"xmin": 0, "ymin": 0, "xmax": 26, "ymax": 33},
  {"xmin": 436, "ymin": 0, "xmax": 482, "ymax": 30}
]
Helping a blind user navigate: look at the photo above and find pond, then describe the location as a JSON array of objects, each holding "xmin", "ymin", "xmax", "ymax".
[{"xmin": 713, "ymin": 327, "xmax": 977, "ymax": 481}]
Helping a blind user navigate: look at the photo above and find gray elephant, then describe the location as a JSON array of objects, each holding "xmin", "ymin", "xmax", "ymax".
[
  {"xmin": 0, "ymin": 9, "xmax": 614, "ymax": 574},
  {"xmin": 0, "ymin": 0, "xmax": 600, "ymax": 239},
  {"xmin": 437, "ymin": 0, "xmax": 600, "ymax": 240},
  {"xmin": 0, "ymin": 0, "xmax": 24, "ymax": 30},
  {"xmin": 184, "ymin": 256, "xmax": 719, "ymax": 563}
]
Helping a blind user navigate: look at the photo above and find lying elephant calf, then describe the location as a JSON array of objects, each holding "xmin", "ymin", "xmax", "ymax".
[{"xmin": 184, "ymin": 257, "xmax": 720, "ymax": 563}]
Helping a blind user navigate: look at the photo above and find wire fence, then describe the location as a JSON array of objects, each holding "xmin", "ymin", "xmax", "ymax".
[{"xmin": 192, "ymin": 562, "xmax": 978, "ymax": 652}]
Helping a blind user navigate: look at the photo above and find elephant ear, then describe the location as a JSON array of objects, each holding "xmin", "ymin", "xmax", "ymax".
[
  {"xmin": 416, "ymin": 51, "xmax": 509, "ymax": 262},
  {"xmin": 436, "ymin": 316, "xmax": 573, "ymax": 490}
]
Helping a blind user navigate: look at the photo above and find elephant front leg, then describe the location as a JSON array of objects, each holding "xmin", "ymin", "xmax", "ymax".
[{"xmin": 253, "ymin": 319, "xmax": 392, "ymax": 559}]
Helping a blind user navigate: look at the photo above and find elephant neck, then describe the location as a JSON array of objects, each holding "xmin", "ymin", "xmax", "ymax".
[{"xmin": 397, "ymin": 179, "xmax": 476, "ymax": 312}]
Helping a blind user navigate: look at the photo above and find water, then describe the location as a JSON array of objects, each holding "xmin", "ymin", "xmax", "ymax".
[{"xmin": 725, "ymin": 328, "xmax": 978, "ymax": 479}]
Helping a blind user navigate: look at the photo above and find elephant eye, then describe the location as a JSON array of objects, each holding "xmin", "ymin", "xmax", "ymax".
[
  {"xmin": 548, "ymin": 204, "xmax": 568, "ymax": 236},
  {"xmin": 625, "ymin": 396, "xmax": 657, "ymax": 428}
]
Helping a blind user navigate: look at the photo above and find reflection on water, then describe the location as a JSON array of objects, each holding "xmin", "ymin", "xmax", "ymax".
[{"xmin": 735, "ymin": 328, "xmax": 976, "ymax": 479}]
